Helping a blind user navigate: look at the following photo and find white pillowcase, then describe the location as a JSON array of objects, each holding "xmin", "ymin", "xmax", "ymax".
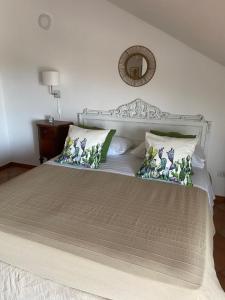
[
  {"xmin": 130, "ymin": 142, "xmax": 145, "ymax": 158},
  {"xmin": 131, "ymin": 139, "xmax": 205, "ymax": 168},
  {"xmin": 66, "ymin": 125, "xmax": 110, "ymax": 153},
  {"xmin": 192, "ymin": 145, "xmax": 206, "ymax": 168},
  {"xmin": 145, "ymin": 132, "xmax": 198, "ymax": 162},
  {"xmin": 136, "ymin": 132, "xmax": 198, "ymax": 186},
  {"xmin": 56, "ymin": 125, "xmax": 110, "ymax": 168},
  {"xmin": 108, "ymin": 136, "xmax": 133, "ymax": 156}
]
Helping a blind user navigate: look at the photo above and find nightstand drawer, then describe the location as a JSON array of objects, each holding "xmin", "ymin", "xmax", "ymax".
[
  {"xmin": 39, "ymin": 139, "xmax": 57, "ymax": 158},
  {"xmin": 39, "ymin": 127, "xmax": 56, "ymax": 140}
]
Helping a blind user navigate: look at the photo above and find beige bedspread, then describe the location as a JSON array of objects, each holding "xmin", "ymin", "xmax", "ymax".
[{"xmin": 0, "ymin": 164, "xmax": 223, "ymax": 300}]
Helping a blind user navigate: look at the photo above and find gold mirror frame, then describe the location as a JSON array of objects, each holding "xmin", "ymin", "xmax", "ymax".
[{"xmin": 118, "ymin": 45, "xmax": 156, "ymax": 87}]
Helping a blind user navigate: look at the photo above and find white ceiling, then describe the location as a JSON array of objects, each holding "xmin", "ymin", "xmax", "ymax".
[{"xmin": 108, "ymin": 0, "xmax": 225, "ymax": 66}]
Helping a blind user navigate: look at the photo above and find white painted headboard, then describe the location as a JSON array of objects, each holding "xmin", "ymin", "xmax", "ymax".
[{"xmin": 78, "ymin": 99, "xmax": 209, "ymax": 150}]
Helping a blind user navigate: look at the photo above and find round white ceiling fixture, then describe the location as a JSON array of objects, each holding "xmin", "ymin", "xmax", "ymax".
[{"xmin": 38, "ymin": 13, "xmax": 52, "ymax": 30}]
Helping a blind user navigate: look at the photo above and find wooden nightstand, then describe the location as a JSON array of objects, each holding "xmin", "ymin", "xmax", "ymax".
[{"xmin": 36, "ymin": 120, "xmax": 73, "ymax": 164}]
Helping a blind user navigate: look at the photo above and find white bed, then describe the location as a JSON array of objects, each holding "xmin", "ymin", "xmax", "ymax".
[
  {"xmin": 0, "ymin": 99, "xmax": 222, "ymax": 300},
  {"xmin": 48, "ymin": 152, "xmax": 215, "ymax": 207},
  {"xmin": 0, "ymin": 156, "xmax": 216, "ymax": 300}
]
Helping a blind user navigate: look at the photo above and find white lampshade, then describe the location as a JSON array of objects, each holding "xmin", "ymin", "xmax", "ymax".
[{"xmin": 42, "ymin": 71, "xmax": 60, "ymax": 86}]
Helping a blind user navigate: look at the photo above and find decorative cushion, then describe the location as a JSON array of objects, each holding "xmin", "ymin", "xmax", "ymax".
[
  {"xmin": 56, "ymin": 125, "xmax": 110, "ymax": 168},
  {"xmin": 107, "ymin": 136, "xmax": 133, "ymax": 156},
  {"xmin": 132, "ymin": 141, "xmax": 205, "ymax": 169},
  {"xmin": 137, "ymin": 132, "xmax": 198, "ymax": 186},
  {"xmin": 78, "ymin": 125, "xmax": 116, "ymax": 162},
  {"xmin": 149, "ymin": 129, "xmax": 205, "ymax": 168},
  {"xmin": 101, "ymin": 130, "xmax": 116, "ymax": 161},
  {"xmin": 131, "ymin": 130, "xmax": 197, "ymax": 160}
]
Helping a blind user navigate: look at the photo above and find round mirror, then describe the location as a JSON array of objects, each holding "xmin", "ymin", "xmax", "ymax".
[
  {"xmin": 125, "ymin": 54, "xmax": 148, "ymax": 80},
  {"xmin": 118, "ymin": 46, "xmax": 156, "ymax": 87}
]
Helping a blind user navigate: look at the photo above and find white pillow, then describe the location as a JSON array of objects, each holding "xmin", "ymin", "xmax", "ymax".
[
  {"xmin": 130, "ymin": 142, "xmax": 145, "ymax": 158},
  {"xmin": 131, "ymin": 141, "xmax": 206, "ymax": 168},
  {"xmin": 56, "ymin": 125, "xmax": 110, "ymax": 168},
  {"xmin": 107, "ymin": 136, "xmax": 133, "ymax": 156},
  {"xmin": 137, "ymin": 132, "xmax": 198, "ymax": 186},
  {"xmin": 145, "ymin": 132, "xmax": 198, "ymax": 162},
  {"xmin": 192, "ymin": 145, "xmax": 206, "ymax": 168}
]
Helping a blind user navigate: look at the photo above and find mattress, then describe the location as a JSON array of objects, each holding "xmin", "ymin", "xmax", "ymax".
[{"xmin": 0, "ymin": 164, "xmax": 223, "ymax": 300}]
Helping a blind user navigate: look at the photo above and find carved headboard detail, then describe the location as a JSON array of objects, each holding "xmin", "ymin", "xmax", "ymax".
[
  {"xmin": 109, "ymin": 99, "xmax": 203, "ymax": 121},
  {"xmin": 78, "ymin": 99, "xmax": 209, "ymax": 150}
]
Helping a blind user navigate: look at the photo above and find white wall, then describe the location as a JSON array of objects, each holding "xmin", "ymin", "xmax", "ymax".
[
  {"xmin": 1, "ymin": 0, "xmax": 225, "ymax": 195},
  {"xmin": 0, "ymin": 75, "xmax": 10, "ymax": 166}
]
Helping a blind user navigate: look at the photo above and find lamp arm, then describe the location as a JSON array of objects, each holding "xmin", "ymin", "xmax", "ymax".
[
  {"xmin": 48, "ymin": 85, "xmax": 61, "ymax": 120},
  {"xmin": 49, "ymin": 85, "xmax": 61, "ymax": 98},
  {"xmin": 56, "ymin": 98, "xmax": 61, "ymax": 120}
]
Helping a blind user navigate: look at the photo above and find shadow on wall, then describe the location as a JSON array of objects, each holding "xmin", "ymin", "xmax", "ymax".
[
  {"xmin": 31, "ymin": 120, "xmax": 40, "ymax": 165},
  {"xmin": 9, "ymin": 121, "xmax": 40, "ymax": 166}
]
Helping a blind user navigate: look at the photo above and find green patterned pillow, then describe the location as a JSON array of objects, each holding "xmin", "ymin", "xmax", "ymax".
[
  {"xmin": 78, "ymin": 125, "xmax": 116, "ymax": 162},
  {"xmin": 150, "ymin": 129, "xmax": 196, "ymax": 139},
  {"xmin": 137, "ymin": 132, "xmax": 198, "ymax": 186},
  {"xmin": 56, "ymin": 125, "xmax": 110, "ymax": 169}
]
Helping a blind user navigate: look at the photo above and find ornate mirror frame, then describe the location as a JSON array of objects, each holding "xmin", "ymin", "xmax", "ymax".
[{"xmin": 118, "ymin": 45, "xmax": 156, "ymax": 87}]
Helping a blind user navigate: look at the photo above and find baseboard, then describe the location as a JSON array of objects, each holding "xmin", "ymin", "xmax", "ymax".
[
  {"xmin": 0, "ymin": 162, "xmax": 35, "ymax": 170},
  {"xmin": 0, "ymin": 163, "xmax": 11, "ymax": 171},
  {"xmin": 215, "ymin": 195, "xmax": 225, "ymax": 204}
]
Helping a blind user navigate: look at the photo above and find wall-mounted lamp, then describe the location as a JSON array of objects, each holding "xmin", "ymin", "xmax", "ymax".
[{"xmin": 41, "ymin": 70, "xmax": 61, "ymax": 119}]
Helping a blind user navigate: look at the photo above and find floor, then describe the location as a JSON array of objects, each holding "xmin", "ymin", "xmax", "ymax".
[
  {"xmin": 0, "ymin": 164, "xmax": 224, "ymax": 292},
  {"xmin": 214, "ymin": 201, "xmax": 225, "ymax": 290},
  {"xmin": 0, "ymin": 165, "xmax": 31, "ymax": 184}
]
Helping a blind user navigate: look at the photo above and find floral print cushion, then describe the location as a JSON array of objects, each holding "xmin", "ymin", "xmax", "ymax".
[
  {"xmin": 56, "ymin": 125, "xmax": 110, "ymax": 169},
  {"xmin": 137, "ymin": 132, "xmax": 198, "ymax": 186}
]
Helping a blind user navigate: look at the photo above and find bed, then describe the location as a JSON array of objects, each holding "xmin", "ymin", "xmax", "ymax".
[{"xmin": 0, "ymin": 99, "xmax": 223, "ymax": 300}]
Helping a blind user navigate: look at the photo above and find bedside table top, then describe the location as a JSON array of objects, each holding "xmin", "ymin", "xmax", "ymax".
[{"xmin": 36, "ymin": 120, "xmax": 73, "ymax": 127}]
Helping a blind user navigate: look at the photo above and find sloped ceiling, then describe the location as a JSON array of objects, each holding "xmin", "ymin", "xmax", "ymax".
[{"xmin": 108, "ymin": 0, "xmax": 225, "ymax": 66}]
